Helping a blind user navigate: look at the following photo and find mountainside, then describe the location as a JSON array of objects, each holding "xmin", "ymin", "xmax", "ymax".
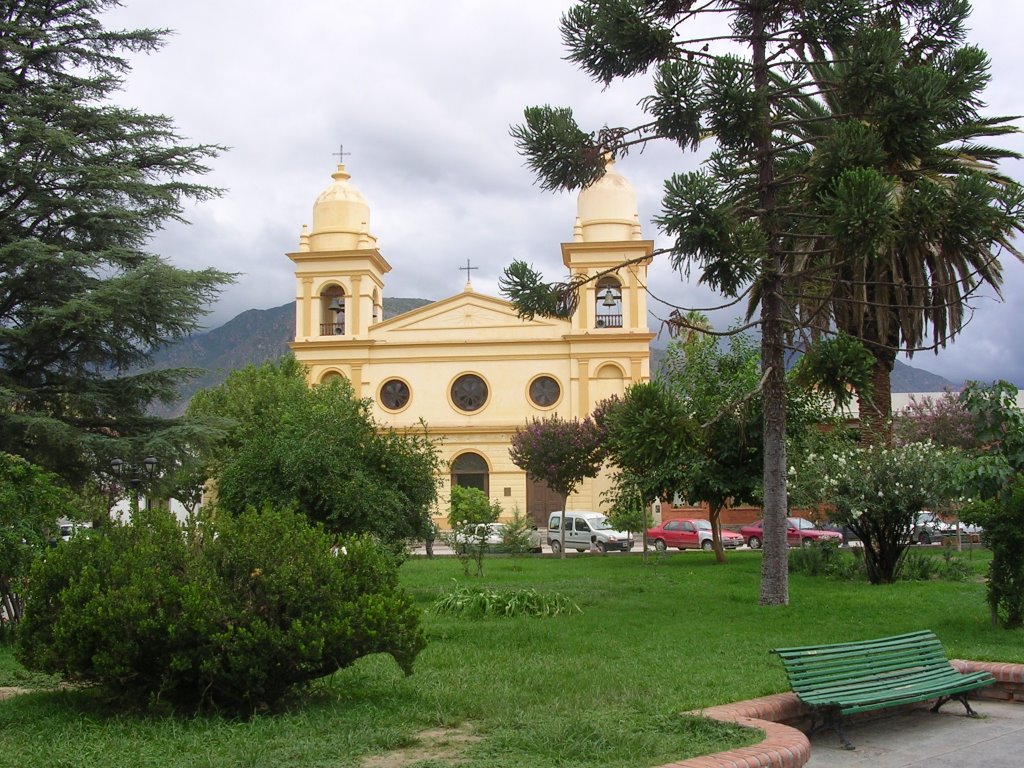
[
  {"xmin": 649, "ymin": 347, "xmax": 957, "ymax": 394},
  {"xmin": 149, "ymin": 298, "xmax": 433, "ymax": 416},
  {"xmin": 152, "ymin": 299, "xmax": 957, "ymax": 417}
]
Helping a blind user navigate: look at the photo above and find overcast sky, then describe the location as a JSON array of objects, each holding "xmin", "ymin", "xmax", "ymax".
[{"xmin": 100, "ymin": 1, "xmax": 1024, "ymax": 387}]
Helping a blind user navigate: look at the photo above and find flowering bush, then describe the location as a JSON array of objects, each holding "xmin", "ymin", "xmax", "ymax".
[{"xmin": 791, "ymin": 440, "xmax": 964, "ymax": 583}]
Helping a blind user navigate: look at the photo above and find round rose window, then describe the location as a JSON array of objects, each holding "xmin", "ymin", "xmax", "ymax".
[
  {"xmin": 451, "ymin": 374, "xmax": 488, "ymax": 412},
  {"xmin": 529, "ymin": 376, "xmax": 560, "ymax": 407},
  {"xmin": 380, "ymin": 379, "xmax": 410, "ymax": 410}
]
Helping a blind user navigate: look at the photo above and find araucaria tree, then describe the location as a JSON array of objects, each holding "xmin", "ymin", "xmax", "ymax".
[
  {"xmin": 502, "ymin": 1, "xmax": 1020, "ymax": 603},
  {"xmin": 509, "ymin": 415, "xmax": 604, "ymax": 559},
  {"xmin": 503, "ymin": 1, "xmax": 871, "ymax": 604},
  {"xmin": 0, "ymin": 1, "xmax": 233, "ymax": 486}
]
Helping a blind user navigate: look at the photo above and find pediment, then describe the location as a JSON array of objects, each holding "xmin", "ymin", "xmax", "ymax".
[{"xmin": 375, "ymin": 291, "xmax": 568, "ymax": 335}]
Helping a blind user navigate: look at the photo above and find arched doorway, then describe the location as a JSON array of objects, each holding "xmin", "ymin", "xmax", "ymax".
[{"xmin": 450, "ymin": 452, "xmax": 489, "ymax": 495}]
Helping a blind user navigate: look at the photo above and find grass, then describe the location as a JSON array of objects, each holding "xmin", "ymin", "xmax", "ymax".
[{"xmin": 0, "ymin": 549, "xmax": 1019, "ymax": 768}]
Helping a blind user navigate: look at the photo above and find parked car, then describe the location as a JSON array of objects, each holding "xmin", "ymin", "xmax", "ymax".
[
  {"xmin": 547, "ymin": 511, "xmax": 634, "ymax": 553},
  {"xmin": 646, "ymin": 518, "xmax": 745, "ymax": 552},
  {"xmin": 56, "ymin": 518, "xmax": 92, "ymax": 542},
  {"xmin": 910, "ymin": 512, "xmax": 955, "ymax": 545},
  {"xmin": 453, "ymin": 522, "xmax": 542, "ymax": 553},
  {"xmin": 739, "ymin": 517, "xmax": 842, "ymax": 549}
]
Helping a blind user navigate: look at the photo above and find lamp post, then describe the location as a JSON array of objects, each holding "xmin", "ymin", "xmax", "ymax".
[{"xmin": 110, "ymin": 457, "xmax": 159, "ymax": 515}]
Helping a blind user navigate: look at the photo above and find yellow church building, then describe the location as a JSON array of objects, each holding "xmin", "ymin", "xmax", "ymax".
[{"xmin": 287, "ymin": 160, "xmax": 655, "ymax": 527}]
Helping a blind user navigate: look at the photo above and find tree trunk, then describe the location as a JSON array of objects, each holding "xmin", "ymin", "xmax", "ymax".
[
  {"xmin": 858, "ymin": 351, "xmax": 895, "ymax": 446},
  {"xmin": 709, "ymin": 504, "xmax": 726, "ymax": 564},
  {"xmin": 559, "ymin": 493, "xmax": 567, "ymax": 560},
  {"xmin": 752, "ymin": 7, "xmax": 789, "ymax": 606}
]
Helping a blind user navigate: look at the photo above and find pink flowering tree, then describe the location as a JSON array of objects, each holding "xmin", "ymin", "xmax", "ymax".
[
  {"xmin": 893, "ymin": 392, "xmax": 979, "ymax": 451},
  {"xmin": 509, "ymin": 416, "xmax": 605, "ymax": 559}
]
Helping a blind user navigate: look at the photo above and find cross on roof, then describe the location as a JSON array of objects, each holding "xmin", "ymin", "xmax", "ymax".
[
  {"xmin": 459, "ymin": 259, "xmax": 479, "ymax": 284},
  {"xmin": 332, "ymin": 144, "xmax": 351, "ymax": 164}
]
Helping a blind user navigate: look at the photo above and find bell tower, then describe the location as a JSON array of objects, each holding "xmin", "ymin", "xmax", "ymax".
[
  {"xmin": 560, "ymin": 158, "xmax": 653, "ymax": 334},
  {"xmin": 288, "ymin": 163, "xmax": 390, "ymax": 341}
]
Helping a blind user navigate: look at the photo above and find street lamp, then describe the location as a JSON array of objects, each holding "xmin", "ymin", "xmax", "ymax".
[{"xmin": 110, "ymin": 457, "xmax": 159, "ymax": 514}]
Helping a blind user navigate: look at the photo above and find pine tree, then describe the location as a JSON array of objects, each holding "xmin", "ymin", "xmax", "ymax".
[{"xmin": 0, "ymin": 0, "xmax": 233, "ymax": 485}]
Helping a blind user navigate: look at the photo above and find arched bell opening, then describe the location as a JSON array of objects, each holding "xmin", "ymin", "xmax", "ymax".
[
  {"xmin": 595, "ymin": 277, "xmax": 622, "ymax": 328},
  {"xmin": 320, "ymin": 286, "xmax": 346, "ymax": 336}
]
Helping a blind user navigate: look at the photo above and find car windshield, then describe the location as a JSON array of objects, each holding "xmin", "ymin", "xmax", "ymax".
[
  {"xmin": 592, "ymin": 517, "xmax": 615, "ymax": 530},
  {"xmin": 695, "ymin": 520, "xmax": 712, "ymax": 530}
]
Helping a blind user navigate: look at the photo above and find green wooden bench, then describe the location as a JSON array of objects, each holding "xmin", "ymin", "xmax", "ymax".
[{"xmin": 772, "ymin": 630, "xmax": 994, "ymax": 749}]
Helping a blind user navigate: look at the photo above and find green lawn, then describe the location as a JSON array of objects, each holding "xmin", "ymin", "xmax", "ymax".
[{"xmin": 0, "ymin": 549, "xmax": 1019, "ymax": 768}]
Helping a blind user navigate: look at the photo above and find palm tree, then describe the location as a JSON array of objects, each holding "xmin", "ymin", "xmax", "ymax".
[{"xmin": 781, "ymin": 3, "xmax": 1024, "ymax": 442}]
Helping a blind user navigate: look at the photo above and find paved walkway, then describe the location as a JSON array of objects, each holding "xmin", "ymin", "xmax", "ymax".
[
  {"xmin": 673, "ymin": 660, "xmax": 1024, "ymax": 768},
  {"xmin": 804, "ymin": 699, "xmax": 1024, "ymax": 767}
]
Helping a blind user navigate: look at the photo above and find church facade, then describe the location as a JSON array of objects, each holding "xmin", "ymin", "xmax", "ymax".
[{"xmin": 287, "ymin": 161, "xmax": 655, "ymax": 527}]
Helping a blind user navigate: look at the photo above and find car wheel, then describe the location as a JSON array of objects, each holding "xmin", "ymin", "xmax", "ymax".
[
  {"xmin": 748, "ymin": 536, "xmax": 762, "ymax": 550},
  {"xmin": 654, "ymin": 539, "xmax": 667, "ymax": 552},
  {"xmin": 550, "ymin": 539, "xmax": 562, "ymax": 554},
  {"xmin": 701, "ymin": 539, "xmax": 714, "ymax": 551},
  {"xmin": 801, "ymin": 537, "xmax": 813, "ymax": 548},
  {"xmin": 597, "ymin": 542, "xmax": 607, "ymax": 553},
  {"xmin": 575, "ymin": 548, "xmax": 585, "ymax": 553}
]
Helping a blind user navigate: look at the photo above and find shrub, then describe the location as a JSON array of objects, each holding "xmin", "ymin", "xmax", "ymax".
[
  {"xmin": 899, "ymin": 549, "xmax": 972, "ymax": 582},
  {"xmin": 432, "ymin": 585, "xmax": 580, "ymax": 618},
  {"xmin": 15, "ymin": 505, "xmax": 425, "ymax": 714},
  {"xmin": 899, "ymin": 549, "xmax": 942, "ymax": 581},
  {"xmin": 446, "ymin": 486, "xmax": 501, "ymax": 577},
  {"xmin": 963, "ymin": 477, "xmax": 1024, "ymax": 627},
  {"xmin": 788, "ymin": 540, "xmax": 864, "ymax": 580},
  {"xmin": 791, "ymin": 440, "xmax": 964, "ymax": 584}
]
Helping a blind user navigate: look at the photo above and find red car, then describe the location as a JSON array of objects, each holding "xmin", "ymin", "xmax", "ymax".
[
  {"xmin": 739, "ymin": 517, "xmax": 842, "ymax": 549},
  {"xmin": 646, "ymin": 518, "xmax": 745, "ymax": 552}
]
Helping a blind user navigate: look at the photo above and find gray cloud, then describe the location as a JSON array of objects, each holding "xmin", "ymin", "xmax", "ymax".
[{"xmin": 103, "ymin": 1, "xmax": 1024, "ymax": 386}]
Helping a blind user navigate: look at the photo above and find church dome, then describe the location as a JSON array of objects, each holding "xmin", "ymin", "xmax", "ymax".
[
  {"xmin": 307, "ymin": 164, "xmax": 378, "ymax": 251},
  {"xmin": 575, "ymin": 158, "xmax": 640, "ymax": 242}
]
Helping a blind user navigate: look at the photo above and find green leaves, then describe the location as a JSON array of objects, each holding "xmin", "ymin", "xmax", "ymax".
[
  {"xmin": 658, "ymin": 171, "xmax": 761, "ymax": 296},
  {"xmin": 510, "ymin": 106, "xmax": 605, "ymax": 192},
  {"xmin": 793, "ymin": 333, "xmax": 875, "ymax": 412},
  {"xmin": 0, "ymin": 1, "xmax": 234, "ymax": 484},
  {"xmin": 499, "ymin": 260, "xmax": 576, "ymax": 320},
  {"xmin": 16, "ymin": 506, "xmax": 426, "ymax": 712},
  {"xmin": 189, "ymin": 356, "xmax": 441, "ymax": 543},
  {"xmin": 822, "ymin": 167, "xmax": 896, "ymax": 258},
  {"xmin": 643, "ymin": 59, "xmax": 704, "ymax": 151},
  {"xmin": 561, "ymin": 0, "xmax": 675, "ymax": 86}
]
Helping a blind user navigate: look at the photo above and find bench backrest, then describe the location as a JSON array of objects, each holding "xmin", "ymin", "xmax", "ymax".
[{"xmin": 771, "ymin": 630, "xmax": 952, "ymax": 694}]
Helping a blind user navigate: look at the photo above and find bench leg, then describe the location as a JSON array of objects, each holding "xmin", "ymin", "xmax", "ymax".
[
  {"xmin": 931, "ymin": 694, "xmax": 981, "ymax": 718},
  {"xmin": 808, "ymin": 711, "xmax": 856, "ymax": 750},
  {"xmin": 833, "ymin": 718, "xmax": 856, "ymax": 751}
]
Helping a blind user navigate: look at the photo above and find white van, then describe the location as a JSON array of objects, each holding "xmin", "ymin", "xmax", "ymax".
[{"xmin": 547, "ymin": 511, "xmax": 634, "ymax": 553}]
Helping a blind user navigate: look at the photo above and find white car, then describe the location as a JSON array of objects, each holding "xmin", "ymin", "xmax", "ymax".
[
  {"xmin": 911, "ymin": 512, "xmax": 954, "ymax": 545},
  {"xmin": 453, "ymin": 522, "xmax": 543, "ymax": 553}
]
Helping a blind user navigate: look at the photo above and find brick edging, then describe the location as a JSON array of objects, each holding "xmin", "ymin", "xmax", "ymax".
[{"xmin": 663, "ymin": 660, "xmax": 1024, "ymax": 768}]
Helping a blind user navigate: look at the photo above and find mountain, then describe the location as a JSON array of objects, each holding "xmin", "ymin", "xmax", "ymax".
[
  {"xmin": 148, "ymin": 298, "xmax": 433, "ymax": 416},
  {"xmin": 152, "ymin": 300, "xmax": 957, "ymax": 417},
  {"xmin": 648, "ymin": 347, "xmax": 957, "ymax": 393}
]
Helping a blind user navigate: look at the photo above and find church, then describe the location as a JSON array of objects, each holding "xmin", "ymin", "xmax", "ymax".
[{"xmin": 287, "ymin": 160, "xmax": 655, "ymax": 527}]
